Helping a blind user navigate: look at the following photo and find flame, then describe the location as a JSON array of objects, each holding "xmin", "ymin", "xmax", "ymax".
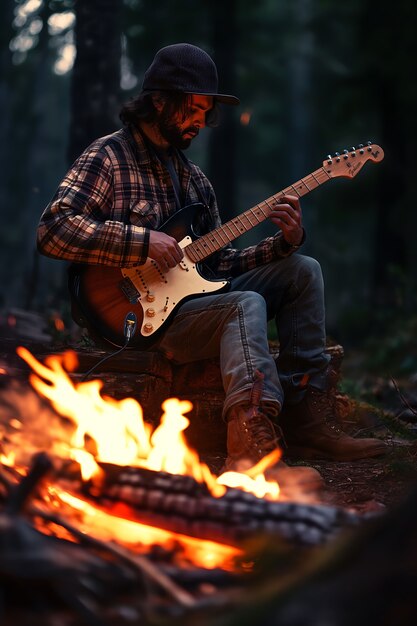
[
  {"xmin": 16, "ymin": 346, "xmax": 281, "ymax": 501},
  {"xmin": 47, "ymin": 485, "xmax": 242, "ymax": 570},
  {"xmin": 11, "ymin": 347, "xmax": 283, "ymax": 569},
  {"xmin": 0, "ymin": 450, "xmax": 15, "ymax": 466}
]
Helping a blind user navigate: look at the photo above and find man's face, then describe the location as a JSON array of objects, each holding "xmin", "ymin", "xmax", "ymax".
[{"xmin": 157, "ymin": 94, "xmax": 214, "ymax": 150}]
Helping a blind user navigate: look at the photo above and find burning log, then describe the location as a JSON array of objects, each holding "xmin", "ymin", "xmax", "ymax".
[
  {"xmin": 0, "ymin": 453, "xmax": 241, "ymax": 624},
  {"xmin": 0, "ymin": 454, "xmax": 140, "ymax": 626},
  {"xmin": 80, "ymin": 463, "xmax": 363, "ymax": 548}
]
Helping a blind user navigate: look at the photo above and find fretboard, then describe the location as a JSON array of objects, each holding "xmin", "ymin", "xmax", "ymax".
[{"xmin": 185, "ymin": 166, "xmax": 331, "ymax": 263}]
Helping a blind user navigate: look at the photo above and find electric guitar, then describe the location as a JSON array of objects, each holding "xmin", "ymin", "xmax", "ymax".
[{"xmin": 69, "ymin": 142, "xmax": 384, "ymax": 348}]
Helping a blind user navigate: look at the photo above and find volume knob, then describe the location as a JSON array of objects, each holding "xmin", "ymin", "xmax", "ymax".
[
  {"xmin": 146, "ymin": 292, "xmax": 155, "ymax": 302},
  {"xmin": 143, "ymin": 323, "xmax": 154, "ymax": 333},
  {"xmin": 146, "ymin": 308, "xmax": 156, "ymax": 317}
]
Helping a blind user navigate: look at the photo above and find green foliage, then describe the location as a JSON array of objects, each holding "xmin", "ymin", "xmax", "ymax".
[{"xmin": 364, "ymin": 314, "xmax": 417, "ymax": 376}]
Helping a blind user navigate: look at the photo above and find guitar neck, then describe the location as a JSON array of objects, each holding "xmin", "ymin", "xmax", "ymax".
[{"xmin": 185, "ymin": 166, "xmax": 331, "ymax": 263}]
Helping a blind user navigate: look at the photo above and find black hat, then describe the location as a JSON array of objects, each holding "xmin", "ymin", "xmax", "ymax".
[{"xmin": 142, "ymin": 43, "xmax": 240, "ymax": 106}]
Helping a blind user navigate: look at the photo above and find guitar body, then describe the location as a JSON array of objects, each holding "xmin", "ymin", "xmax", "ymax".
[{"xmin": 70, "ymin": 203, "xmax": 229, "ymax": 348}]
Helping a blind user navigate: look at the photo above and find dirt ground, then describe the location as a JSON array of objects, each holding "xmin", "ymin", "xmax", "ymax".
[{"xmin": 201, "ymin": 379, "xmax": 417, "ymax": 515}]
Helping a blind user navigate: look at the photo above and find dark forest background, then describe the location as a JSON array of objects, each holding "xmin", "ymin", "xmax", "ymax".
[{"xmin": 1, "ymin": 0, "xmax": 417, "ymax": 371}]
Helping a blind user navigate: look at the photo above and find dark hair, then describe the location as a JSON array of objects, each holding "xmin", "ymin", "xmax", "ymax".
[{"xmin": 119, "ymin": 90, "xmax": 219, "ymax": 127}]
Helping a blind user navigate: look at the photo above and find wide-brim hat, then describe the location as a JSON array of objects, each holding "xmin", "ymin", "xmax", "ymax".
[{"xmin": 142, "ymin": 43, "xmax": 240, "ymax": 106}]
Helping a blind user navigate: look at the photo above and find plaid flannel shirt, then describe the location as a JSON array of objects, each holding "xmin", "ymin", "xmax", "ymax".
[{"xmin": 37, "ymin": 125, "xmax": 297, "ymax": 278}]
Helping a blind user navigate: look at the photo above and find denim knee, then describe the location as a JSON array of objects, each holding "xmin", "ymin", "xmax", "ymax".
[
  {"xmin": 293, "ymin": 255, "xmax": 324, "ymax": 290},
  {"xmin": 235, "ymin": 290, "xmax": 267, "ymax": 318}
]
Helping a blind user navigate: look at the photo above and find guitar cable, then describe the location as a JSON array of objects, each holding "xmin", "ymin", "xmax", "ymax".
[{"xmin": 80, "ymin": 312, "xmax": 137, "ymax": 382}]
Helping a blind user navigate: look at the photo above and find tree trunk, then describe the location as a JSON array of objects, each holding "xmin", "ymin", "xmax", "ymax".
[
  {"xmin": 207, "ymin": 0, "xmax": 238, "ymax": 220},
  {"xmin": 68, "ymin": 0, "xmax": 123, "ymax": 164}
]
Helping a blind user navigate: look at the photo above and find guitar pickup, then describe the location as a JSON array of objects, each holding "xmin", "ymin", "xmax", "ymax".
[{"xmin": 119, "ymin": 277, "xmax": 140, "ymax": 303}]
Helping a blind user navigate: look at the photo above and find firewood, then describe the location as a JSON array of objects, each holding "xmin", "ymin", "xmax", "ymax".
[{"xmin": 80, "ymin": 463, "xmax": 364, "ymax": 548}]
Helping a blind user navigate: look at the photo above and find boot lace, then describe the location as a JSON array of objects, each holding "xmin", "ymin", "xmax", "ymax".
[
  {"xmin": 308, "ymin": 388, "xmax": 343, "ymax": 434},
  {"xmin": 244, "ymin": 409, "xmax": 281, "ymax": 453}
]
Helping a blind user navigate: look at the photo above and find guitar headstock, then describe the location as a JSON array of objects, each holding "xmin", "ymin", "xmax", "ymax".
[{"xmin": 323, "ymin": 142, "xmax": 384, "ymax": 179}]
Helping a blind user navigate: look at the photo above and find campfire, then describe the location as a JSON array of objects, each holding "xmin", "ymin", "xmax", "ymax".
[{"xmin": 0, "ymin": 347, "xmax": 363, "ymax": 623}]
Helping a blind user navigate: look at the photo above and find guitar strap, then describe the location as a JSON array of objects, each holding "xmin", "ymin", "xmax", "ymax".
[
  {"xmin": 126, "ymin": 124, "xmax": 213, "ymax": 232},
  {"xmin": 155, "ymin": 149, "xmax": 184, "ymax": 210}
]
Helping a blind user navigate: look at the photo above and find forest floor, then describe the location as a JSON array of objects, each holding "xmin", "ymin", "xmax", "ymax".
[
  {"xmin": 202, "ymin": 351, "xmax": 417, "ymax": 515},
  {"xmin": 319, "ymin": 350, "xmax": 417, "ymax": 513},
  {"xmin": 203, "ymin": 438, "xmax": 417, "ymax": 515}
]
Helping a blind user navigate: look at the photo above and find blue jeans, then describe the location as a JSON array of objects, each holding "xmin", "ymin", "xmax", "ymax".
[{"xmin": 156, "ymin": 254, "xmax": 330, "ymax": 417}]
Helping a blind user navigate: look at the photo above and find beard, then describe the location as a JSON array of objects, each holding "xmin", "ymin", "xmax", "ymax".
[{"xmin": 157, "ymin": 118, "xmax": 199, "ymax": 150}]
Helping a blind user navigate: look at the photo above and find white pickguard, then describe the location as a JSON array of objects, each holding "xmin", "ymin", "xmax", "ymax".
[{"xmin": 121, "ymin": 236, "xmax": 228, "ymax": 337}]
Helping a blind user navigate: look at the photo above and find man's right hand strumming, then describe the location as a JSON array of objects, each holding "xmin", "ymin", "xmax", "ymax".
[{"xmin": 148, "ymin": 230, "xmax": 184, "ymax": 272}]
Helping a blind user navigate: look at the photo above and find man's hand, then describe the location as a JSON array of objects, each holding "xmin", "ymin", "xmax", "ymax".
[
  {"xmin": 148, "ymin": 231, "xmax": 184, "ymax": 272},
  {"xmin": 269, "ymin": 194, "xmax": 303, "ymax": 246}
]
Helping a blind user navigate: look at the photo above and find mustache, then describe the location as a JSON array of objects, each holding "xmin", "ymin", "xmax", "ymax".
[{"xmin": 182, "ymin": 126, "xmax": 199, "ymax": 136}]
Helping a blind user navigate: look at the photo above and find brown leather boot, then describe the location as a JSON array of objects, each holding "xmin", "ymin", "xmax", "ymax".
[
  {"xmin": 280, "ymin": 387, "xmax": 388, "ymax": 461},
  {"xmin": 223, "ymin": 403, "xmax": 324, "ymax": 492}
]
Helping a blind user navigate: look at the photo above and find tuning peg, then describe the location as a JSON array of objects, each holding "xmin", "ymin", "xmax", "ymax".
[
  {"xmin": 350, "ymin": 147, "xmax": 356, "ymax": 157},
  {"xmin": 326, "ymin": 154, "xmax": 333, "ymax": 164},
  {"xmin": 358, "ymin": 143, "xmax": 364, "ymax": 148},
  {"xmin": 350, "ymin": 146, "xmax": 356, "ymax": 151},
  {"xmin": 367, "ymin": 140, "xmax": 372, "ymax": 151},
  {"xmin": 343, "ymin": 149, "xmax": 349, "ymax": 159},
  {"xmin": 334, "ymin": 151, "xmax": 341, "ymax": 162},
  {"xmin": 358, "ymin": 143, "xmax": 365, "ymax": 154}
]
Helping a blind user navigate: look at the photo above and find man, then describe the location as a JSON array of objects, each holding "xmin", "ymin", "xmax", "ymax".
[{"xmin": 37, "ymin": 43, "xmax": 386, "ymax": 485}]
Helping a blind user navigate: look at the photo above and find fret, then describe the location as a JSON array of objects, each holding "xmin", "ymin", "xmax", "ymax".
[
  {"xmin": 292, "ymin": 179, "xmax": 311, "ymax": 196},
  {"xmin": 249, "ymin": 206, "xmax": 264, "ymax": 223},
  {"xmin": 256, "ymin": 203, "xmax": 270, "ymax": 218},
  {"xmin": 263, "ymin": 198, "xmax": 275, "ymax": 213},
  {"xmin": 229, "ymin": 216, "xmax": 244, "ymax": 236},
  {"xmin": 300, "ymin": 177, "xmax": 312, "ymax": 191},
  {"xmin": 310, "ymin": 172, "xmax": 321, "ymax": 187},
  {"xmin": 185, "ymin": 244, "xmax": 199, "ymax": 263},
  {"xmin": 199, "ymin": 235, "xmax": 217, "ymax": 254},
  {"xmin": 235, "ymin": 214, "xmax": 250, "ymax": 234},
  {"xmin": 208, "ymin": 232, "xmax": 223, "ymax": 250},
  {"xmin": 319, "ymin": 167, "xmax": 331, "ymax": 181},
  {"xmin": 289, "ymin": 185, "xmax": 301, "ymax": 197},
  {"xmin": 223, "ymin": 221, "xmax": 238, "ymax": 240},
  {"xmin": 291, "ymin": 180, "xmax": 309, "ymax": 195},
  {"xmin": 237, "ymin": 213, "xmax": 251, "ymax": 231},
  {"xmin": 244, "ymin": 210, "xmax": 256, "ymax": 227},
  {"xmin": 230, "ymin": 219, "xmax": 244, "ymax": 238},
  {"xmin": 216, "ymin": 227, "xmax": 229, "ymax": 246},
  {"xmin": 190, "ymin": 239, "xmax": 205, "ymax": 260}
]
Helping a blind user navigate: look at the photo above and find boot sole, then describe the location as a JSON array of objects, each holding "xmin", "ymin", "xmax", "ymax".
[{"xmin": 285, "ymin": 443, "xmax": 388, "ymax": 462}]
